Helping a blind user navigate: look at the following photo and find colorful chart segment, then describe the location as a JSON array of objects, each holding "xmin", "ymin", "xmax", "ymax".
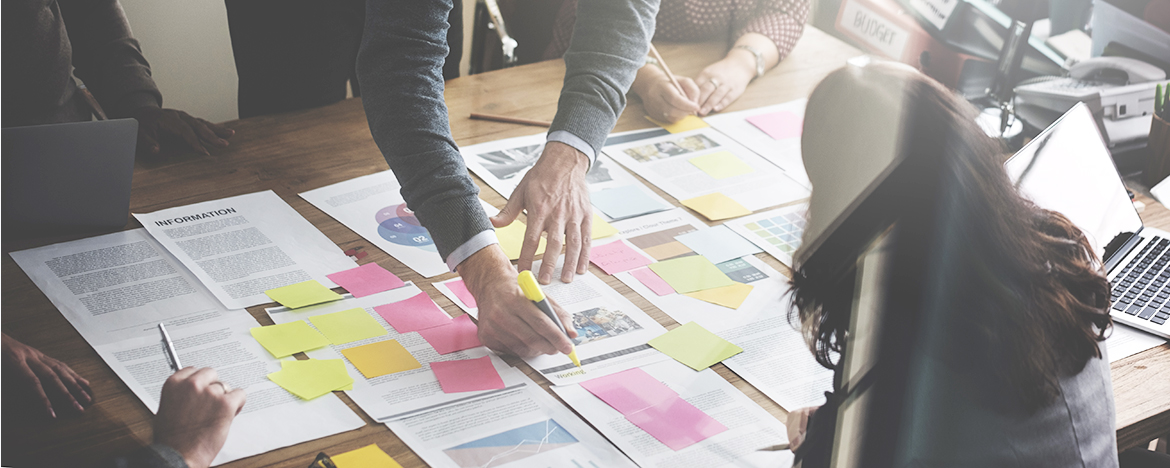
[
  {"xmin": 744, "ymin": 210, "xmax": 805, "ymax": 255},
  {"xmin": 443, "ymin": 419, "xmax": 578, "ymax": 468},
  {"xmin": 376, "ymin": 204, "xmax": 437, "ymax": 252}
]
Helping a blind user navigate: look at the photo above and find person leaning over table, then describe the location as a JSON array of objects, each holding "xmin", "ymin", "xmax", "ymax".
[
  {"xmin": 357, "ymin": 0, "xmax": 657, "ymax": 357},
  {"xmin": 3, "ymin": 333, "xmax": 245, "ymax": 468},
  {"xmin": 544, "ymin": 0, "xmax": 809, "ymax": 122},
  {"xmin": 782, "ymin": 62, "xmax": 1120, "ymax": 467},
  {"xmin": 3, "ymin": 0, "xmax": 235, "ymax": 155}
]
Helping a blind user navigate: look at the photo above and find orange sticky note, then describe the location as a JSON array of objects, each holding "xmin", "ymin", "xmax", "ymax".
[
  {"xmin": 681, "ymin": 193, "xmax": 751, "ymax": 221},
  {"xmin": 645, "ymin": 115, "xmax": 709, "ymax": 133},
  {"xmin": 340, "ymin": 339, "xmax": 421, "ymax": 378},
  {"xmin": 332, "ymin": 444, "xmax": 404, "ymax": 468},
  {"xmin": 684, "ymin": 282, "xmax": 754, "ymax": 309}
]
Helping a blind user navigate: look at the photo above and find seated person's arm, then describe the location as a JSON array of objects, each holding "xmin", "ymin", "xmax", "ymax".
[
  {"xmin": 56, "ymin": 0, "xmax": 233, "ymax": 155},
  {"xmin": 2, "ymin": 332, "xmax": 92, "ymax": 419},
  {"xmin": 694, "ymin": 0, "xmax": 810, "ymax": 115}
]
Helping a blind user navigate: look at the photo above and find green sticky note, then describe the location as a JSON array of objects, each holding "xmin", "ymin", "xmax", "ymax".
[
  {"xmin": 648, "ymin": 322, "xmax": 743, "ymax": 371},
  {"xmin": 268, "ymin": 359, "xmax": 354, "ymax": 400},
  {"xmin": 265, "ymin": 280, "xmax": 343, "ymax": 309},
  {"xmin": 647, "ymin": 256, "xmax": 735, "ymax": 294},
  {"xmin": 309, "ymin": 307, "xmax": 388, "ymax": 345},
  {"xmin": 689, "ymin": 151, "xmax": 755, "ymax": 179},
  {"xmin": 251, "ymin": 321, "xmax": 331, "ymax": 358}
]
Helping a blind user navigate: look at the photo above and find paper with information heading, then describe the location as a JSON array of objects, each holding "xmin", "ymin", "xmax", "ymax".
[
  {"xmin": 9, "ymin": 230, "xmax": 365, "ymax": 466},
  {"xmin": 134, "ymin": 190, "xmax": 354, "ymax": 309},
  {"xmin": 266, "ymin": 286, "xmax": 530, "ymax": 422},
  {"xmin": 552, "ymin": 360, "xmax": 792, "ymax": 468},
  {"xmin": 300, "ymin": 171, "xmax": 450, "ymax": 277},
  {"xmin": 603, "ymin": 127, "xmax": 809, "ymax": 213},
  {"xmin": 703, "ymin": 100, "xmax": 811, "ymax": 188},
  {"xmin": 458, "ymin": 133, "xmax": 672, "ymax": 221},
  {"xmin": 385, "ymin": 374, "xmax": 637, "ymax": 468}
]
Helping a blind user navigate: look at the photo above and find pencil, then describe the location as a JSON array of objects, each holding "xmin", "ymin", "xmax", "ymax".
[
  {"xmin": 469, "ymin": 113, "xmax": 552, "ymax": 128},
  {"xmin": 648, "ymin": 43, "xmax": 685, "ymax": 96},
  {"xmin": 757, "ymin": 443, "xmax": 790, "ymax": 451}
]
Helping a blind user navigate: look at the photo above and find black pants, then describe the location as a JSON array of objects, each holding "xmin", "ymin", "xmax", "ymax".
[{"xmin": 225, "ymin": 0, "xmax": 463, "ymax": 118}]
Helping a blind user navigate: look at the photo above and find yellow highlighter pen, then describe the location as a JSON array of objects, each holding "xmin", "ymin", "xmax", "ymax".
[{"xmin": 517, "ymin": 270, "xmax": 581, "ymax": 367}]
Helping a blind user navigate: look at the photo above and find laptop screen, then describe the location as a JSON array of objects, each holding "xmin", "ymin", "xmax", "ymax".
[{"xmin": 1005, "ymin": 104, "xmax": 1143, "ymax": 264}]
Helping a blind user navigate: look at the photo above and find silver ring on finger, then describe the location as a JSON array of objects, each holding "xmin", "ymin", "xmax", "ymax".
[
  {"xmin": 210, "ymin": 381, "xmax": 232, "ymax": 393},
  {"xmin": 710, "ymin": 78, "xmax": 721, "ymax": 88}
]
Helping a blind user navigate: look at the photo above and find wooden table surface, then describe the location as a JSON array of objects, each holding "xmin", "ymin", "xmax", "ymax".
[{"xmin": 2, "ymin": 27, "xmax": 1167, "ymax": 467}]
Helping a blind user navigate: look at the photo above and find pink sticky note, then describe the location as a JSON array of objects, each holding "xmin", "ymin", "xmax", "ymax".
[
  {"xmin": 430, "ymin": 356, "xmax": 505, "ymax": 393},
  {"xmin": 448, "ymin": 279, "xmax": 477, "ymax": 308},
  {"xmin": 326, "ymin": 263, "xmax": 405, "ymax": 298},
  {"xmin": 746, "ymin": 111, "xmax": 803, "ymax": 140},
  {"xmin": 590, "ymin": 240, "xmax": 653, "ymax": 275},
  {"xmin": 626, "ymin": 397, "xmax": 729, "ymax": 451},
  {"xmin": 580, "ymin": 368, "xmax": 677, "ymax": 415},
  {"xmin": 418, "ymin": 314, "xmax": 483, "ymax": 354},
  {"xmin": 375, "ymin": 292, "xmax": 452, "ymax": 333},
  {"xmin": 631, "ymin": 267, "xmax": 675, "ymax": 296}
]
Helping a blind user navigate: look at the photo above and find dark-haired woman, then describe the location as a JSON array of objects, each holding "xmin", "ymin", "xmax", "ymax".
[{"xmin": 785, "ymin": 61, "xmax": 1119, "ymax": 467}]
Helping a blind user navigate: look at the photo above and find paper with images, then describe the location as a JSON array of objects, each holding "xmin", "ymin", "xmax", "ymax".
[
  {"xmin": 724, "ymin": 203, "xmax": 809, "ymax": 268},
  {"xmin": 551, "ymin": 359, "xmax": 792, "ymax": 468},
  {"xmin": 385, "ymin": 374, "xmax": 636, "ymax": 468},
  {"xmin": 616, "ymin": 254, "xmax": 833, "ymax": 410},
  {"xmin": 458, "ymin": 132, "xmax": 671, "ymax": 220},
  {"xmin": 299, "ymin": 170, "xmax": 450, "ymax": 278},
  {"xmin": 609, "ymin": 208, "xmax": 708, "ymax": 262},
  {"xmin": 9, "ymin": 229, "xmax": 365, "ymax": 466},
  {"xmin": 519, "ymin": 259, "xmax": 671, "ymax": 385},
  {"xmin": 134, "ymin": 190, "xmax": 355, "ymax": 309},
  {"xmin": 603, "ymin": 127, "xmax": 809, "ymax": 213},
  {"xmin": 703, "ymin": 99, "xmax": 811, "ymax": 188},
  {"xmin": 265, "ymin": 286, "xmax": 529, "ymax": 422}
]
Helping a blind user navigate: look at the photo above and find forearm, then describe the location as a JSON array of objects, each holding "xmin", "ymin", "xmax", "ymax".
[
  {"xmin": 551, "ymin": 0, "xmax": 660, "ymax": 157},
  {"xmin": 58, "ymin": 0, "xmax": 161, "ymax": 118},
  {"xmin": 727, "ymin": 33, "xmax": 781, "ymax": 73},
  {"xmin": 357, "ymin": 0, "xmax": 492, "ymax": 261}
]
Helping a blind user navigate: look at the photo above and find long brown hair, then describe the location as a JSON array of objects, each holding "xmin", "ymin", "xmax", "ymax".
[{"xmin": 791, "ymin": 63, "xmax": 1113, "ymax": 412}]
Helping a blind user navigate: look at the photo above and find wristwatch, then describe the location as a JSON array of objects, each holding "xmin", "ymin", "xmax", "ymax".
[{"xmin": 735, "ymin": 45, "xmax": 766, "ymax": 79}]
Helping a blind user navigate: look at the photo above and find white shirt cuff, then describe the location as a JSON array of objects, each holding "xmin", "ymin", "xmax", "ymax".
[
  {"xmin": 446, "ymin": 229, "xmax": 500, "ymax": 272},
  {"xmin": 547, "ymin": 131, "xmax": 597, "ymax": 169}
]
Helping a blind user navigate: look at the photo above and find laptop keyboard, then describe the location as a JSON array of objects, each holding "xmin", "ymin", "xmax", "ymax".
[{"xmin": 1111, "ymin": 236, "xmax": 1170, "ymax": 325}]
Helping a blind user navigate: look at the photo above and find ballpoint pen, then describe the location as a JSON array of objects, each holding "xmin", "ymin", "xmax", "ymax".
[
  {"xmin": 158, "ymin": 323, "xmax": 182, "ymax": 371},
  {"xmin": 517, "ymin": 270, "xmax": 581, "ymax": 367}
]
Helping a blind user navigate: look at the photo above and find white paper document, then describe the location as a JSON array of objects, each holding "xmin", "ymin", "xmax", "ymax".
[
  {"xmin": 551, "ymin": 360, "xmax": 792, "ymax": 468},
  {"xmin": 134, "ymin": 190, "xmax": 355, "ymax": 309},
  {"xmin": 460, "ymin": 133, "xmax": 672, "ymax": 220},
  {"xmin": 10, "ymin": 230, "xmax": 365, "ymax": 466},
  {"xmin": 603, "ymin": 127, "xmax": 810, "ymax": 212},
  {"xmin": 266, "ymin": 286, "xmax": 530, "ymax": 422},
  {"xmin": 300, "ymin": 171, "xmax": 451, "ymax": 277},
  {"xmin": 386, "ymin": 375, "xmax": 636, "ymax": 468},
  {"xmin": 703, "ymin": 100, "xmax": 810, "ymax": 188},
  {"xmin": 1106, "ymin": 323, "xmax": 1167, "ymax": 362},
  {"xmin": 434, "ymin": 277, "xmax": 478, "ymax": 316},
  {"xmin": 519, "ymin": 260, "xmax": 671, "ymax": 385}
]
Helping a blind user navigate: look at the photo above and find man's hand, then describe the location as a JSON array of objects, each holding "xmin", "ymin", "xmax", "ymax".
[
  {"xmin": 132, "ymin": 107, "xmax": 234, "ymax": 156},
  {"xmin": 785, "ymin": 406, "xmax": 818, "ymax": 451},
  {"xmin": 2, "ymin": 333, "xmax": 93, "ymax": 419},
  {"xmin": 491, "ymin": 141, "xmax": 592, "ymax": 284},
  {"xmin": 154, "ymin": 367, "xmax": 246, "ymax": 468},
  {"xmin": 457, "ymin": 246, "xmax": 578, "ymax": 357}
]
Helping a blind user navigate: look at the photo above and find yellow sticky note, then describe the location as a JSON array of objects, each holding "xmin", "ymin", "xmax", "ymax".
[
  {"xmin": 340, "ymin": 339, "xmax": 421, "ymax": 378},
  {"xmin": 309, "ymin": 308, "xmax": 388, "ymax": 345},
  {"xmin": 265, "ymin": 280, "xmax": 343, "ymax": 309},
  {"xmin": 268, "ymin": 359, "xmax": 353, "ymax": 400},
  {"xmin": 332, "ymin": 444, "xmax": 404, "ymax": 468},
  {"xmin": 684, "ymin": 282, "xmax": 754, "ymax": 309},
  {"xmin": 681, "ymin": 192, "xmax": 752, "ymax": 221},
  {"xmin": 496, "ymin": 219, "xmax": 547, "ymax": 261},
  {"xmin": 251, "ymin": 321, "xmax": 331, "ymax": 358},
  {"xmin": 645, "ymin": 115, "xmax": 709, "ymax": 133},
  {"xmin": 689, "ymin": 151, "xmax": 755, "ymax": 179},
  {"xmin": 591, "ymin": 213, "xmax": 618, "ymax": 239},
  {"xmin": 647, "ymin": 255, "xmax": 735, "ymax": 294},
  {"xmin": 648, "ymin": 322, "xmax": 743, "ymax": 371}
]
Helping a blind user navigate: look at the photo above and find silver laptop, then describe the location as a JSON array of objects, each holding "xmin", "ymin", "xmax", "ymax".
[
  {"xmin": 1007, "ymin": 103, "xmax": 1169, "ymax": 338},
  {"xmin": 2, "ymin": 119, "xmax": 137, "ymax": 236}
]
